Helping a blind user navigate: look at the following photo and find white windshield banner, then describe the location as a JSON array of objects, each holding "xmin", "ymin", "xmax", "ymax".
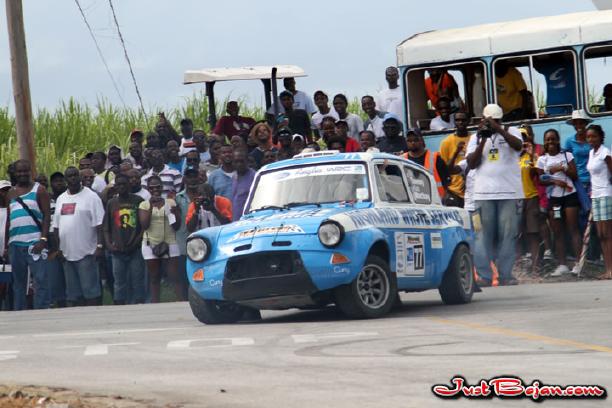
[{"xmin": 270, "ymin": 164, "xmax": 366, "ymax": 181}]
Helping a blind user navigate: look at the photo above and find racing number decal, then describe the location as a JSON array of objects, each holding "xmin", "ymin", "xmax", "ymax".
[{"xmin": 394, "ymin": 232, "xmax": 425, "ymax": 277}]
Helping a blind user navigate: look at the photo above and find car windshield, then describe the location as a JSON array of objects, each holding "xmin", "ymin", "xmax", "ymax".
[{"xmin": 247, "ymin": 163, "xmax": 370, "ymax": 212}]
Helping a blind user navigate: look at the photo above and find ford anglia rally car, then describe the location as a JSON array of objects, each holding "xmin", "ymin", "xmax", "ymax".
[{"xmin": 186, "ymin": 151, "xmax": 475, "ymax": 324}]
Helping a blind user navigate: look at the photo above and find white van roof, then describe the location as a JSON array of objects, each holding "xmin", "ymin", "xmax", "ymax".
[
  {"xmin": 183, "ymin": 65, "xmax": 306, "ymax": 84},
  {"xmin": 397, "ymin": 10, "xmax": 612, "ymax": 66}
]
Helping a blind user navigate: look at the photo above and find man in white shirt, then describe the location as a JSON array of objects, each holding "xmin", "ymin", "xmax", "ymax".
[
  {"xmin": 266, "ymin": 77, "xmax": 316, "ymax": 116},
  {"xmin": 361, "ymin": 95, "xmax": 386, "ymax": 140},
  {"xmin": 375, "ymin": 66, "xmax": 403, "ymax": 118},
  {"xmin": 429, "ymin": 97, "xmax": 456, "ymax": 131},
  {"xmin": 53, "ymin": 167, "xmax": 105, "ymax": 306},
  {"xmin": 311, "ymin": 90, "xmax": 339, "ymax": 137},
  {"xmin": 466, "ymin": 104, "xmax": 523, "ymax": 287}
]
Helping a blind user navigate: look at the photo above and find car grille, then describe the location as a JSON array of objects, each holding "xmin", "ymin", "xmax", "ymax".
[{"xmin": 225, "ymin": 251, "xmax": 304, "ymax": 281}]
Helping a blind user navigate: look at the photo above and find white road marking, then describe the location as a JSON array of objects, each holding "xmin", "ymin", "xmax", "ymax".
[
  {"xmin": 0, "ymin": 350, "xmax": 20, "ymax": 361},
  {"xmin": 83, "ymin": 343, "xmax": 140, "ymax": 356},
  {"xmin": 167, "ymin": 337, "xmax": 255, "ymax": 350},
  {"xmin": 291, "ymin": 332, "xmax": 379, "ymax": 344},
  {"xmin": 33, "ymin": 327, "xmax": 194, "ymax": 338}
]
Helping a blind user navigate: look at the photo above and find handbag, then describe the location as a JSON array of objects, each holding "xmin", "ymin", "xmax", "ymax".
[
  {"xmin": 147, "ymin": 201, "xmax": 170, "ymax": 258},
  {"xmin": 563, "ymin": 152, "xmax": 591, "ymax": 213}
]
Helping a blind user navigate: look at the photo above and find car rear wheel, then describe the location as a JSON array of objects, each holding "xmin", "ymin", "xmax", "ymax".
[
  {"xmin": 188, "ymin": 286, "xmax": 250, "ymax": 324},
  {"xmin": 334, "ymin": 255, "xmax": 397, "ymax": 319},
  {"xmin": 438, "ymin": 244, "xmax": 474, "ymax": 304}
]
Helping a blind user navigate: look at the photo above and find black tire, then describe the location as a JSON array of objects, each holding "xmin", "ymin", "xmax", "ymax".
[
  {"xmin": 334, "ymin": 255, "xmax": 397, "ymax": 319},
  {"xmin": 188, "ymin": 286, "xmax": 245, "ymax": 324},
  {"xmin": 439, "ymin": 245, "xmax": 474, "ymax": 305}
]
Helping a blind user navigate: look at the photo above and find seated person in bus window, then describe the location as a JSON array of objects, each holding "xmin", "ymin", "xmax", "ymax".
[
  {"xmin": 602, "ymin": 83, "xmax": 612, "ymax": 112},
  {"xmin": 429, "ymin": 97, "xmax": 455, "ymax": 131},
  {"xmin": 495, "ymin": 60, "xmax": 531, "ymax": 121},
  {"xmin": 534, "ymin": 54, "xmax": 577, "ymax": 116},
  {"xmin": 424, "ymin": 69, "xmax": 461, "ymax": 112}
]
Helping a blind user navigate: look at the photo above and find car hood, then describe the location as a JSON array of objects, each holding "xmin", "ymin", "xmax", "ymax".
[{"xmin": 214, "ymin": 206, "xmax": 364, "ymax": 243}]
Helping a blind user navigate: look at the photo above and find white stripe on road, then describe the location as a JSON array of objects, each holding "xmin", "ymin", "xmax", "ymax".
[
  {"xmin": 291, "ymin": 332, "xmax": 379, "ymax": 344},
  {"xmin": 167, "ymin": 337, "xmax": 255, "ymax": 350},
  {"xmin": 84, "ymin": 343, "xmax": 140, "ymax": 356},
  {"xmin": 0, "ymin": 351, "xmax": 20, "ymax": 361},
  {"xmin": 33, "ymin": 327, "xmax": 194, "ymax": 338}
]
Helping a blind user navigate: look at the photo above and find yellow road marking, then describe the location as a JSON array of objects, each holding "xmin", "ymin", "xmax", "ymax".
[{"xmin": 427, "ymin": 317, "xmax": 612, "ymax": 354}]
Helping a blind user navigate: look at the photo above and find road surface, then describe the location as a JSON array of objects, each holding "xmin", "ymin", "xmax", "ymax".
[{"xmin": 1, "ymin": 281, "xmax": 611, "ymax": 407}]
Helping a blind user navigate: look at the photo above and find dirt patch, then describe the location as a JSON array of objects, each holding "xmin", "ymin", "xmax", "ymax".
[{"xmin": 0, "ymin": 385, "xmax": 182, "ymax": 408}]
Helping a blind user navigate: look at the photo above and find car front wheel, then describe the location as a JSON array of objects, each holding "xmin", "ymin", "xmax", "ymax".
[
  {"xmin": 334, "ymin": 255, "xmax": 397, "ymax": 319},
  {"xmin": 188, "ymin": 286, "xmax": 251, "ymax": 324}
]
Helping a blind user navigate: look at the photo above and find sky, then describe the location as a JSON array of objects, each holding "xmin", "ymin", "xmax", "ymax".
[{"xmin": 0, "ymin": 0, "xmax": 602, "ymax": 112}]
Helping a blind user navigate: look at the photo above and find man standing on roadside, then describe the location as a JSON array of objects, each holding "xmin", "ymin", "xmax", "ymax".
[
  {"xmin": 376, "ymin": 114, "xmax": 407, "ymax": 154},
  {"xmin": 466, "ymin": 104, "xmax": 524, "ymax": 286},
  {"xmin": 376, "ymin": 66, "xmax": 403, "ymax": 118},
  {"xmin": 362, "ymin": 95, "xmax": 387, "ymax": 140},
  {"xmin": 403, "ymin": 130, "xmax": 451, "ymax": 200},
  {"xmin": 438, "ymin": 111, "xmax": 471, "ymax": 207},
  {"xmin": 208, "ymin": 145, "xmax": 235, "ymax": 199},
  {"xmin": 141, "ymin": 149, "xmax": 182, "ymax": 199},
  {"xmin": 231, "ymin": 150, "xmax": 256, "ymax": 221},
  {"xmin": 6, "ymin": 160, "xmax": 51, "ymax": 310},
  {"xmin": 311, "ymin": 91, "xmax": 339, "ymax": 137},
  {"xmin": 103, "ymin": 173, "xmax": 145, "ymax": 305},
  {"xmin": 48, "ymin": 172, "xmax": 67, "ymax": 308},
  {"xmin": 179, "ymin": 118, "xmax": 196, "ymax": 156},
  {"xmin": 54, "ymin": 167, "xmax": 105, "ymax": 306}
]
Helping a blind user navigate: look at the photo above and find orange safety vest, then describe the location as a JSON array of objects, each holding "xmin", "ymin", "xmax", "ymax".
[{"xmin": 403, "ymin": 150, "xmax": 445, "ymax": 199}]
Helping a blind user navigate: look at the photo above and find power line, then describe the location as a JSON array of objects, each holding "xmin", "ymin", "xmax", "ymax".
[
  {"xmin": 107, "ymin": 0, "xmax": 146, "ymax": 117},
  {"xmin": 73, "ymin": 0, "xmax": 127, "ymax": 108}
]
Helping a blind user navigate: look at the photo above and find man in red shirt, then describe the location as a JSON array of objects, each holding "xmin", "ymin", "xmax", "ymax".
[{"xmin": 212, "ymin": 101, "xmax": 256, "ymax": 140}]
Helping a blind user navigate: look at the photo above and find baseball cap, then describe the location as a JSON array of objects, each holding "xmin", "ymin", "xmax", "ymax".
[
  {"xmin": 313, "ymin": 90, "xmax": 327, "ymax": 98},
  {"xmin": 292, "ymin": 134, "xmax": 304, "ymax": 142},
  {"xmin": 277, "ymin": 127, "xmax": 292, "ymax": 138},
  {"xmin": 405, "ymin": 128, "xmax": 422, "ymax": 138},
  {"xmin": 482, "ymin": 104, "xmax": 503, "ymax": 119},
  {"xmin": 383, "ymin": 112, "xmax": 401, "ymax": 123},
  {"xmin": 0, "ymin": 180, "xmax": 11, "ymax": 190}
]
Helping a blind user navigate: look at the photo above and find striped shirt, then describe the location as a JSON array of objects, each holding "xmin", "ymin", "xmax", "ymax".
[
  {"xmin": 141, "ymin": 165, "xmax": 183, "ymax": 198},
  {"xmin": 8, "ymin": 183, "xmax": 43, "ymax": 247}
]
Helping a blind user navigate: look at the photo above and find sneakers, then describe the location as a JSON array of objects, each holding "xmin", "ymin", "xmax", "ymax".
[
  {"xmin": 570, "ymin": 265, "xmax": 580, "ymax": 276},
  {"xmin": 550, "ymin": 265, "xmax": 570, "ymax": 277},
  {"xmin": 543, "ymin": 249, "xmax": 553, "ymax": 261}
]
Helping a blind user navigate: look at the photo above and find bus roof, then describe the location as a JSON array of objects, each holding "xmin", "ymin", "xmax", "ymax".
[
  {"xmin": 183, "ymin": 65, "xmax": 306, "ymax": 84},
  {"xmin": 396, "ymin": 10, "xmax": 612, "ymax": 67}
]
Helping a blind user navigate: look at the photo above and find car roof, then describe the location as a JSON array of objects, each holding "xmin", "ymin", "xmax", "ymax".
[{"xmin": 259, "ymin": 151, "xmax": 422, "ymax": 171}]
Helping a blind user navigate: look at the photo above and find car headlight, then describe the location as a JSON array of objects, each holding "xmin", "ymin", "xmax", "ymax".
[
  {"xmin": 318, "ymin": 221, "xmax": 344, "ymax": 248},
  {"xmin": 187, "ymin": 237, "xmax": 209, "ymax": 262}
]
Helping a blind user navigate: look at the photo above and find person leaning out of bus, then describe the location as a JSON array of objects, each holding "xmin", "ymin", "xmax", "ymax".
[{"xmin": 585, "ymin": 125, "xmax": 612, "ymax": 279}]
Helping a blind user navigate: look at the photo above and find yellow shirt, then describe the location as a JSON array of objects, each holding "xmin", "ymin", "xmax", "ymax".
[
  {"xmin": 496, "ymin": 67, "xmax": 527, "ymax": 114},
  {"xmin": 438, "ymin": 133, "xmax": 470, "ymax": 198},
  {"xmin": 139, "ymin": 199, "xmax": 178, "ymax": 245},
  {"xmin": 519, "ymin": 153, "xmax": 539, "ymax": 199}
]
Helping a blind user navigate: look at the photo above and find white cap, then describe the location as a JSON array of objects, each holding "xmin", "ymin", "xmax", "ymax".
[
  {"xmin": 482, "ymin": 104, "xmax": 503, "ymax": 119},
  {"xmin": 292, "ymin": 134, "xmax": 304, "ymax": 141},
  {"xmin": 0, "ymin": 180, "xmax": 11, "ymax": 190},
  {"xmin": 566, "ymin": 109, "xmax": 592, "ymax": 124}
]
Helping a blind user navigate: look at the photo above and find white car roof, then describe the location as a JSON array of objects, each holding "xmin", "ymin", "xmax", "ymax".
[
  {"xmin": 183, "ymin": 65, "xmax": 306, "ymax": 84},
  {"xmin": 396, "ymin": 10, "xmax": 612, "ymax": 66}
]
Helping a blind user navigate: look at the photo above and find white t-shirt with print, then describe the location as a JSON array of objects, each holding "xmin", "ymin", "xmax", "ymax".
[
  {"xmin": 430, "ymin": 114, "xmax": 456, "ymax": 131},
  {"xmin": 376, "ymin": 87, "xmax": 403, "ymax": 118},
  {"xmin": 53, "ymin": 187, "xmax": 105, "ymax": 261},
  {"xmin": 465, "ymin": 128, "xmax": 524, "ymax": 201},
  {"xmin": 587, "ymin": 146, "xmax": 612, "ymax": 198},
  {"xmin": 536, "ymin": 152, "xmax": 575, "ymax": 198},
  {"xmin": 365, "ymin": 115, "xmax": 385, "ymax": 140}
]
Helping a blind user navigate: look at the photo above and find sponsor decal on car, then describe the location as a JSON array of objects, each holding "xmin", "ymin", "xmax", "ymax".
[
  {"xmin": 228, "ymin": 224, "xmax": 305, "ymax": 242},
  {"xmin": 395, "ymin": 232, "xmax": 425, "ymax": 277}
]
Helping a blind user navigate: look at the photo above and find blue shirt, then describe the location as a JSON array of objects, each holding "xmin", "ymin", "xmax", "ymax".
[
  {"xmin": 232, "ymin": 169, "xmax": 256, "ymax": 221},
  {"xmin": 564, "ymin": 135, "xmax": 591, "ymax": 183},
  {"xmin": 167, "ymin": 159, "xmax": 185, "ymax": 173},
  {"xmin": 208, "ymin": 168, "xmax": 234, "ymax": 199},
  {"xmin": 536, "ymin": 62, "xmax": 577, "ymax": 116}
]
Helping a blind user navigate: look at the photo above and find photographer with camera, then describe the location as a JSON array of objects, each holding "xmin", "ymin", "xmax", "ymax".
[
  {"xmin": 186, "ymin": 183, "xmax": 232, "ymax": 233},
  {"xmin": 466, "ymin": 104, "xmax": 523, "ymax": 286}
]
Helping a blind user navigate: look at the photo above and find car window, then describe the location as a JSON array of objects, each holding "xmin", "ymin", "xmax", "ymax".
[
  {"xmin": 375, "ymin": 163, "xmax": 410, "ymax": 203},
  {"xmin": 404, "ymin": 166, "xmax": 432, "ymax": 204}
]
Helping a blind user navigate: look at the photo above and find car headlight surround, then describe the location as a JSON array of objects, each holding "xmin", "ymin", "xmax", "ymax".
[
  {"xmin": 318, "ymin": 221, "xmax": 344, "ymax": 248},
  {"xmin": 187, "ymin": 237, "xmax": 210, "ymax": 262}
]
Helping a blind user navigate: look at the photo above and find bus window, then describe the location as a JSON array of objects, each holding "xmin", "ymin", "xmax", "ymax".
[
  {"xmin": 584, "ymin": 45, "xmax": 612, "ymax": 114},
  {"xmin": 406, "ymin": 62, "xmax": 486, "ymax": 132},
  {"xmin": 494, "ymin": 51, "xmax": 577, "ymax": 122}
]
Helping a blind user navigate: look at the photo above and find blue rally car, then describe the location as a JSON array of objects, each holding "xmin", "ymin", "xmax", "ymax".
[{"xmin": 186, "ymin": 151, "xmax": 475, "ymax": 324}]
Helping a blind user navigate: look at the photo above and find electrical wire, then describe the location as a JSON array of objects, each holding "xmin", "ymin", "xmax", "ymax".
[
  {"xmin": 73, "ymin": 0, "xmax": 127, "ymax": 108},
  {"xmin": 107, "ymin": 0, "xmax": 146, "ymax": 117}
]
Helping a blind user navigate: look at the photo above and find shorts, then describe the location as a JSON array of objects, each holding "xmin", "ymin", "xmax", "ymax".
[
  {"xmin": 592, "ymin": 196, "xmax": 612, "ymax": 222},
  {"xmin": 522, "ymin": 197, "xmax": 540, "ymax": 234},
  {"xmin": 548, "ymin": 193, "xmax": 579, "ymax": 211},
  {"xmin": 141, "ymin": 243, "xmax": 180, "ymax": 260}
]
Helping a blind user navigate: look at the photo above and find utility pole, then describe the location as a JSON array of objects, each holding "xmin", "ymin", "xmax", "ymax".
[{"xmin": 6, "ymin": 0, "xmax": 36, "ymax": 173}]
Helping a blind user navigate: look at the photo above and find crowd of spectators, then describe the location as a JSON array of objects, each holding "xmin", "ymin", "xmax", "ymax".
[{"xmin": 0, "ymin": 67, "xmax": 611, "ymax": 310}]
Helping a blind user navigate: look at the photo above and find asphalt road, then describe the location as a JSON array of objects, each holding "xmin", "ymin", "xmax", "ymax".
[{"xmin": 1, "ymin": 281, "xmax": 611, "ymax": 408}]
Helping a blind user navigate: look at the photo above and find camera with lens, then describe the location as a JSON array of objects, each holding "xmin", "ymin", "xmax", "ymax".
[
  {"xmin": 478, "ymin": 119, "xmax": 494, "ymax": 139},
  {"xmin": 201, "ymin": 198, "xmax": 212, "ymax": 208}
]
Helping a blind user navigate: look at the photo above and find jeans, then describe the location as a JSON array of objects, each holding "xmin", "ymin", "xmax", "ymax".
[
  {"xmin": 9, "ymin": 244, "xmax": 49, "ymax": 310},
  {"xmin": 111, "ymin": 251, "xmax": 146, "ymax": 303},
  {"xmin": 63, "ymin": 255, "xmax": 101, "ymax": 301},
  {"xmin": 474, "ymin": 199, "xmax": 522, "ymax": 282},
  {"xmin": 47, "ymin": 258, "xmax": 66, "ymax": 305}
]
